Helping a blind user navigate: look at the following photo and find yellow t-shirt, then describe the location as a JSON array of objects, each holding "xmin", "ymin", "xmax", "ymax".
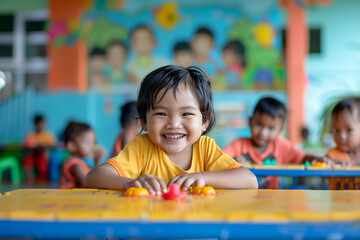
[
  {"xmin": 107, "ymin": 134, "xmax": 240, "ymax": 184},
  {"xmin": 24, "ymin": 131, "xmax": 56, "ymax": 147}
]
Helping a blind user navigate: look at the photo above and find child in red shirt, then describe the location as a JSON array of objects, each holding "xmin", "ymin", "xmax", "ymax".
[
  {"xmin": 223, "ymin": 97, "xmax": 316, "ymax": 189},
  {"xmin": 324, "ymin": 97, "xmax": 360, "ymax": 166}
]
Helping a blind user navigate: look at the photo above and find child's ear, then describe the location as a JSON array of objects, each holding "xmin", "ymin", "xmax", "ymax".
[
  {"xmin": 202, "ymin": 119, "xmax": 210, "ymax": 132},
  {"xmin": 141, "ymin": 119, "xmax": 147, "ymax": 132},
  {"xmin": 248, "ymin": 117, "xmax": 252, "ymax": 126},
  {"xmin": 66, "ymin": 140, "xmax": 77, "ymax": 153}
]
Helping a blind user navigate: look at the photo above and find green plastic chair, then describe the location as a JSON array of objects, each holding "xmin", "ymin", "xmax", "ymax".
[{"xmin": 0, "ymin": 156, "xmax": 21, "ymax": 185}]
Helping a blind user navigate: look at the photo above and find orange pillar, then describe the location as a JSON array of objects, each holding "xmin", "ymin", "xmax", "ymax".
[
  {"xmin": 48, "ymin": 0, "xmax": 87, "ymax": 92},
  {"xmin": 283, "ymin": 0, "xmax": 308, "ymax": 144}
]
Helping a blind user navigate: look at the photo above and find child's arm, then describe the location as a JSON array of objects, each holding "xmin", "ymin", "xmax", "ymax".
[
  {"xmin": 85, "ymin": 163, "xmax": 167, "ymax": 194},
  {"xmin": 70, "ymin": 164, "xmax": 89, "ymax": 188},
  {"xmin": 168, "ymin": 166, "xmax": 258, "ymax": 191}
]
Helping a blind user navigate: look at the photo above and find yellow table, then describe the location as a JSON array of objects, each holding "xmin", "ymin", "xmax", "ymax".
[{"xmin": 1, "ymin": 188, "xmax": 360, "ymax": 239}]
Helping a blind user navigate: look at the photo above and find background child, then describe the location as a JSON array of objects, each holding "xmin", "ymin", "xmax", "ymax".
[
  {"xmin": 222, "ymin": 97, "xmax": 317, "ymax": 189},
  {"xmin": 324, "ymin": 97, "xmax": 360, "ymax": 166},
  {"xmin": 86, "ymin": 65, "xmax": 258, "ymax": 194},
  {"xmin": 24, "ymin": 114, "xmax": 56, "ymax": 183},
  {"xmin": 173, "ymin": 41, "xmax": 194, "ymax": 68},
  {"xmin": 111, "ymin": 101, "xmax": 141, "ymax": 157},
  {"xmin": 60, "ymin": 121, "xmax": 106, "ymax": 189}
]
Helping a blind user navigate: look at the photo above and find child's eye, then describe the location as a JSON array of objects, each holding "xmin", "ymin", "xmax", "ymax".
[
  {"xmin": 269, "ymin": 127, "xmax": 275, "ymax": 131},
  {"xmin": 347, "ymin": 128, "xmax": 353, "ymax": 133},
  {"xmin": 154, "ymin": 112, "xmax": 166, "ymax": 116},
  {"xmin": 183, "ymin": 113, "xmax": 193, "ymax": 116}
]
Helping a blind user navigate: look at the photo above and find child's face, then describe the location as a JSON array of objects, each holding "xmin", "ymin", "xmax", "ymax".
[
  {"xmin": 331, "ymin": 109, "xmax": 360, "ymax": 152},
  {"xmin": 73, "ymin": 130, "xmax": 96, "ymax": 158},
  {"xmin": 35, "ymin": 120, "xmax": 45, "ymax": 132},
  {"xmin": 107, "ymin": 45, "xmax": 127, "ymax": 69},
  {"xmin": 142, "ymin": 82, "xmax": 208, "ymax": 159},
  {"xmin": 90, "ymin": 55, "xmax": 105, "ymax": 73},
  {"xmin": 192, "ymin": 34, "xmax": 213, "ymax": 55},
  {"xmin": 222, "ymin": 49, "xmax": 239, "ymax": 67},
  {"xmin": 249, "ymin": 113, "xmax": 283, "ymax": 147},
  {"xmin": 131, "ymin": 28, "xmax": 155, "ymax": 56}
]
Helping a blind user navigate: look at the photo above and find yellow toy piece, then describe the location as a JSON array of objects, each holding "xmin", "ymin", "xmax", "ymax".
[
  {"xmin": 191, "ymin": 186, "xmax": 216, "ymax": 195},
  {"xmin": 312, "ymin": 162, "xmax": 327, "ymax": 168},
  {"xmin": 124, "ymin": 187, "xmax": 149, "ymax": 197}
]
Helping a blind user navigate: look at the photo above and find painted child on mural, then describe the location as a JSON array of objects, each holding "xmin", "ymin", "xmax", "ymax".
[
  {"xmin": 214, "ymin": 40, "xmax": 246, "ymax": 90},
  {"xmin": 191, "ymin": 27, "xmax": 218, "ymax": 80},
  {"xmin": 103, "ymin": 40, "xmax": 129, "ymax": 85},
  {"xmin": 128, "ymin": 25, "xmax": 169, "ymax": 84},
  {"xmin": 88, "ymin": 48, "xmax": 109, "ymax": 91},
  {"xmin": 172, "ymin": 41, "xmax": 194, "ymax": 68},
  {"xmin": 60, "ymin": 121, "xmax": 106, "ymax": 189},
  {"xmin": 222, "ymin": 97, "xmax": 318, "ymax": 189},
  {"xmin": 86, "ymin": 65, "xmax": 258, "ymax": 194}
]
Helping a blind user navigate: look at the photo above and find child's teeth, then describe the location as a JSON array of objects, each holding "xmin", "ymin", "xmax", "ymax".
[{"xmin": 165, "ymin": 135, "xmax": 183, "ymax": 139}]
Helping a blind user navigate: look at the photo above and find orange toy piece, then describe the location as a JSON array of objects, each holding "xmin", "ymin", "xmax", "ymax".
[
  {"xmin": 124, "ymin": 187, "xmax": 149, "ymax": 197},
  {"xmin": 163, "ymin": 183, "xmax": 187, "ymax": 200},
  {"xmin": 191, "ymin": 186, "xmax": 216, "ymax": 195},
  {"xmin": 312, "ymin": 162, "xmax": 327, "ymax": 168}
]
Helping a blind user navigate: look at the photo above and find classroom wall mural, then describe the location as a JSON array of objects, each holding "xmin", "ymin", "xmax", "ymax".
[{"xmin": 47, "ymin": 0, "xmax": 285, "ymax": 93}]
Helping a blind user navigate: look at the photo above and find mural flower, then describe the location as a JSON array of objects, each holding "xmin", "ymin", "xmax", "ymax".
[
  {"xmin": 254, "ymin": 22, "xmax": 275, "ymax": 48},
  {"xmin": 155, "ymin": 2, "xmax": 180, "ymax": 30}
]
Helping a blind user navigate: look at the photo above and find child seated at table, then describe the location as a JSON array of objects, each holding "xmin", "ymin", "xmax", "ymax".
[
  {"xmin": 24, "ymin": 114, "xmax": 56, "ymax": 183},
  {"xmin": 222, "ymin": 97, "xmax": 317, "ymax": 189},
  {"xmin": 60, "ymin": 121, "xmax": 106, "ymax": 189},
  {"xmin": 111, "ymin": 101, "xmax": 141, "ymax": 157},
  {"xmin": 85, "ymin": 65, "xmax": 258, "ymax": 194},
  {"xmin": 324, "ymin": 97, "xmax": 360, "ymax": 167}
]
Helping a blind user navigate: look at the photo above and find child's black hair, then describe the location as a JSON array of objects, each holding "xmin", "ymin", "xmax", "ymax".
[
  {"xmin": 120, "ymin": 101, "xmax": 138, "ymax": 127},
  {"xmin": 63, "ymin": 121, "xmax": 92, "ymax": 144},
  {"xmin": 130, "ymin": 24, "xmax": 155, "ymax": 39},
  {"xmin": 253, "ymin": 97, "xmax": 287, "ymax": 123},
  {"xmin": 106, "ymin": 40, "xmax": 127, "ymax": 54},
  {"xmin": 194, "ymin": 27, "xmax": 214, "ymax": 40},
  {"xmin": 137, "ymin": 65, "xmax": 215, "ymax": 135},
  {"xmin": 89, "ymin": 48, "xmax": 105, "ymax": 57},
  {"xmin": 34, "ymin": 114, "xmax": 44, "ymax": 125},
  {"xmin": 332, "ymin": 97, "xmax": 360, "ymax": 119},
  {"xmin": 173, "ymin": 41, "xmax": 192, "ymax": 55},
  {"xmin": 223, "ymin": 40, "xmax": 246, "ymax": 67}
]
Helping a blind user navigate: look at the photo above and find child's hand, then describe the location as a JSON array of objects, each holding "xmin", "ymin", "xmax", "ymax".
[
  {"xmin": 94, "ymin": 145, "xmax": 106, "ymax": 165},
  {"xmin": 129, "ymin": 174, "xmax": 167, "ymax": 195},
  {"xmin": 168, "ymin": 173, "xmax": 206, "ymax": 192}
]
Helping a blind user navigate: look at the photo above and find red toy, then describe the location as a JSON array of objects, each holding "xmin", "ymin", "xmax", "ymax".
[{"xmin": 163, "ymin": 183, "xmax": 187, "ymax": 200}]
